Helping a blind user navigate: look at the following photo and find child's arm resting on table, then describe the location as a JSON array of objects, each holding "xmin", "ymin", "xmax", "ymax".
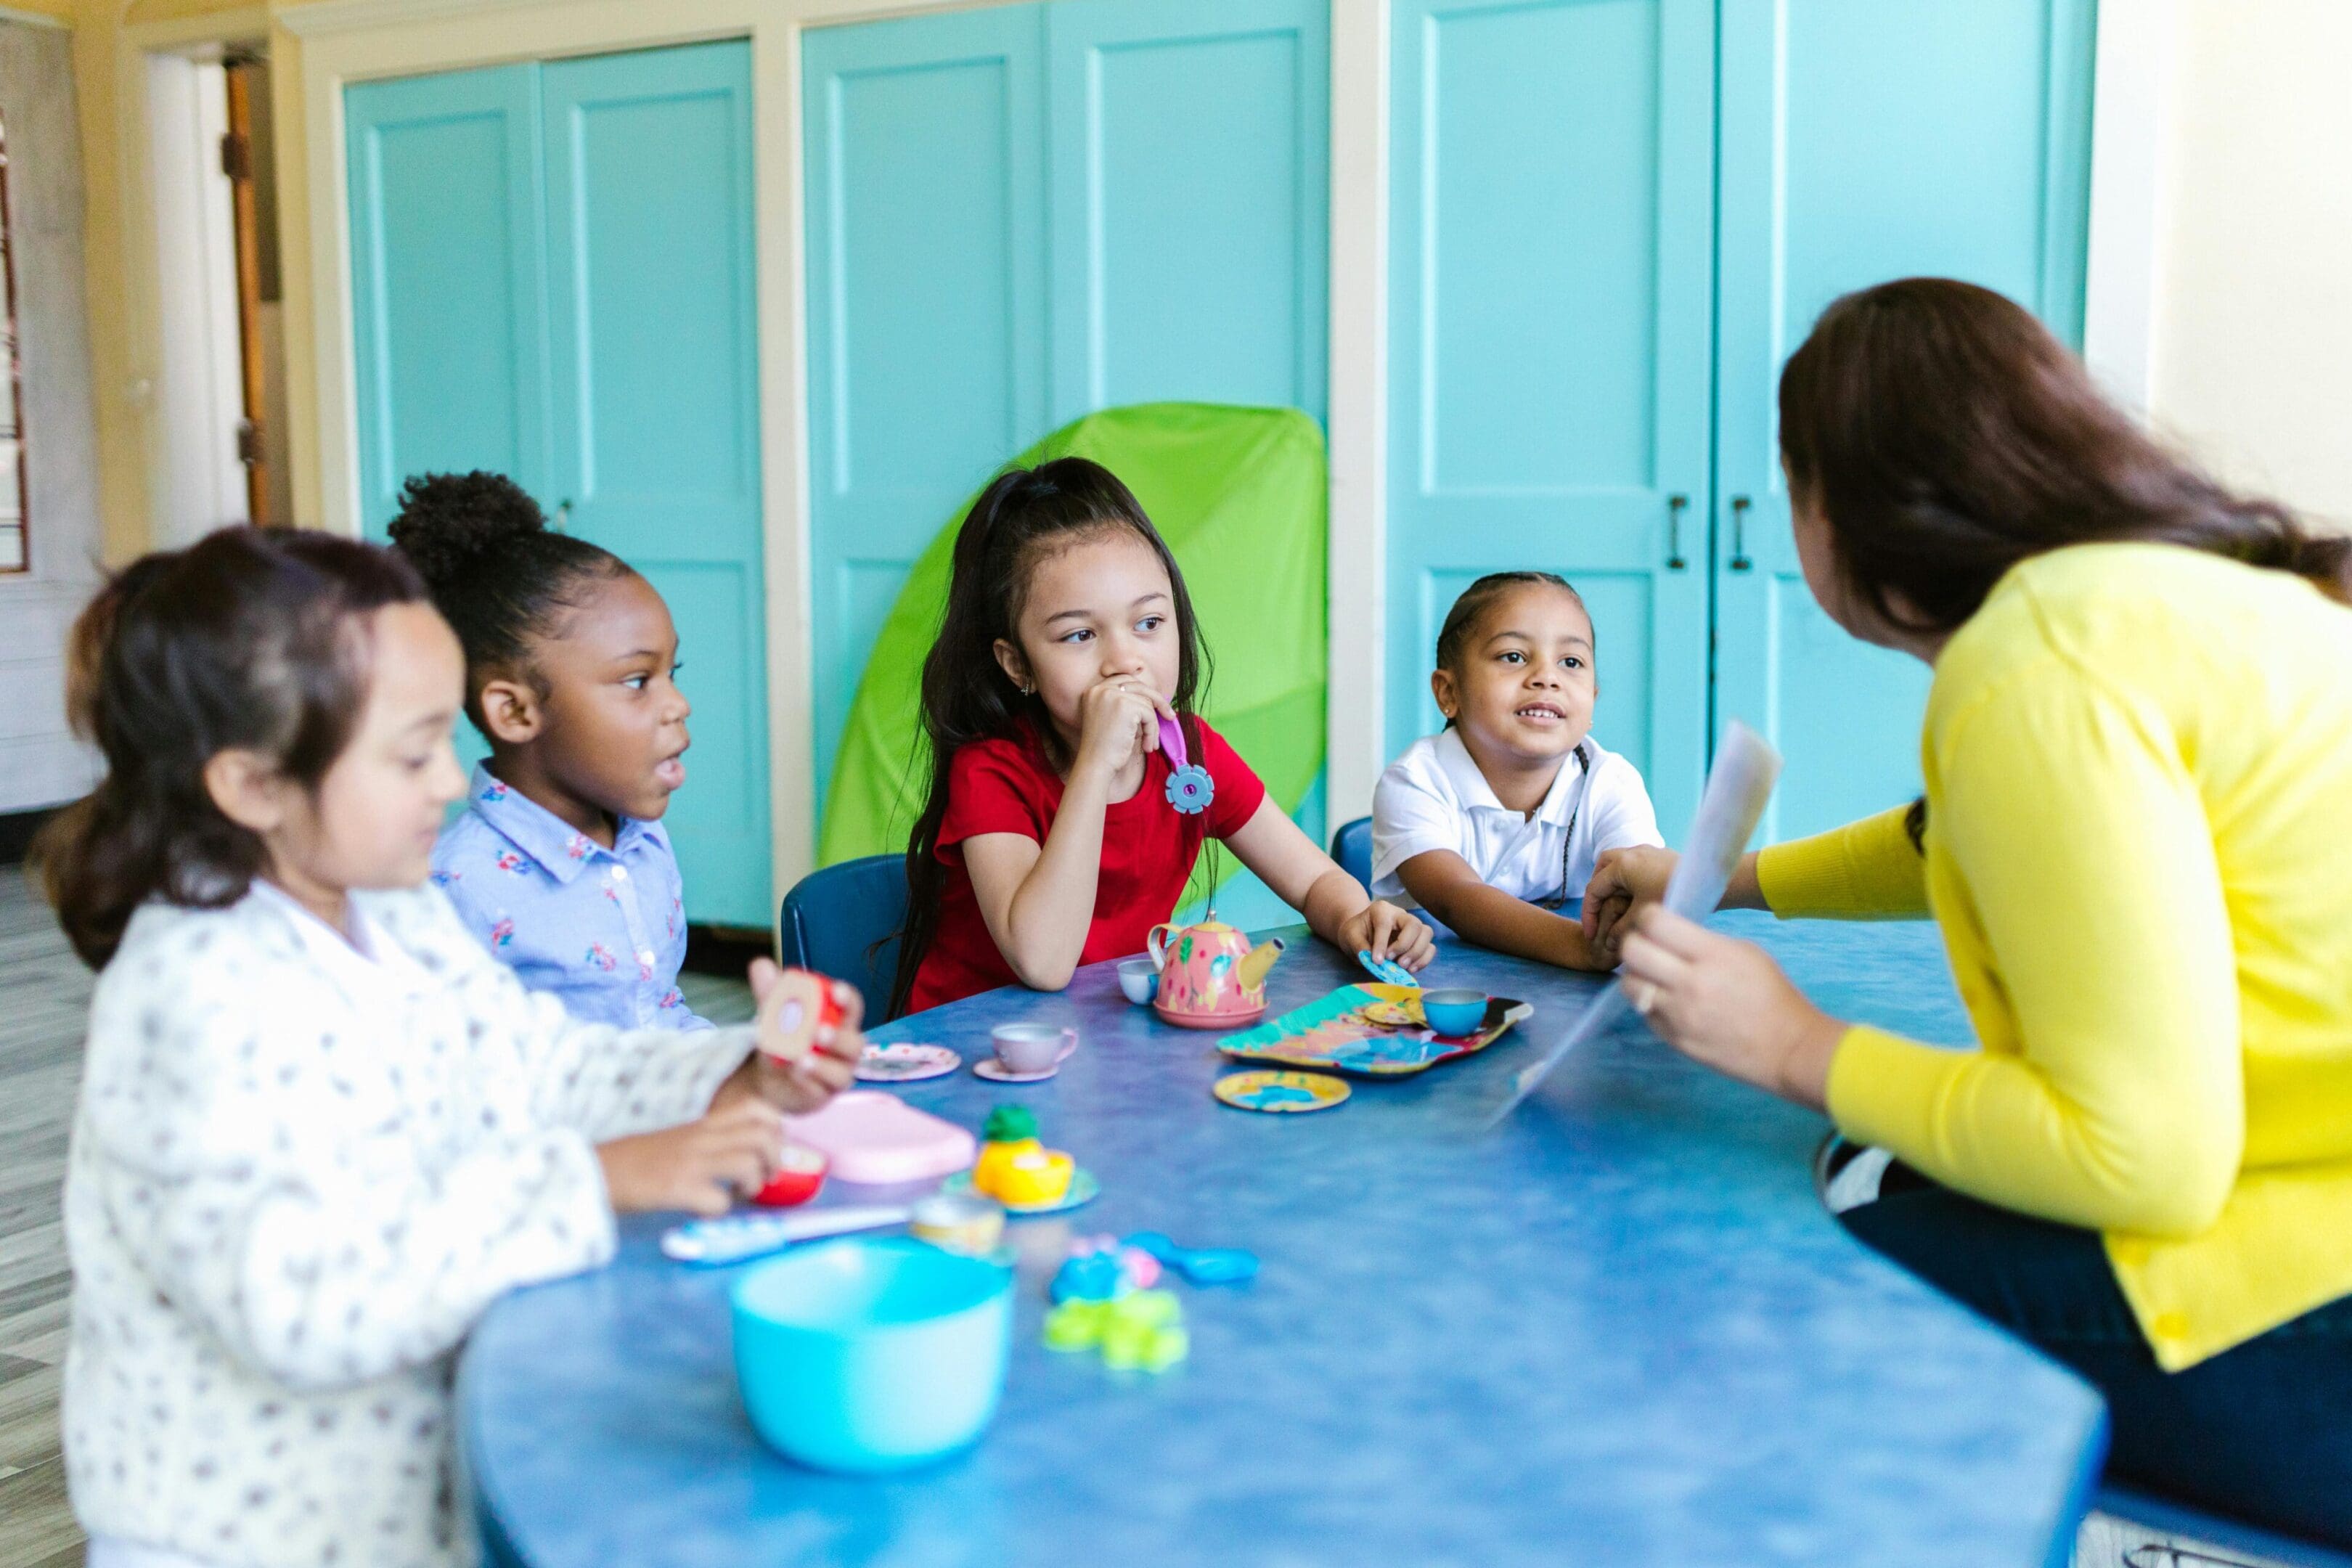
[
  {"xmin": 1395, "ymin": 849, "xmax": 1609, "ymax": 971},
  {"xmin": 965, "ymin": 821, "xmax": 1104, "ymax": 992},
  {"xmin": 1225, "ymin": 796, "xmax": 1435, "ymax": 968}
]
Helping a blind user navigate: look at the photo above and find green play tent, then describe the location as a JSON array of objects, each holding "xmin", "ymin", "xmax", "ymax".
[{"xmin": 816, "ymin": 402, "xmax": 1328, "ymax": 904}]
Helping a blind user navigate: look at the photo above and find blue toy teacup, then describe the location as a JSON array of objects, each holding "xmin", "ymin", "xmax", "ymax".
[
  {"xmin": 1420, "ymin": 989, "xmax": 1490, "ymax": 1038},
  {"xmin": 1116, "ymin": 959, "xmax": 1159, "ymax": 1005}
]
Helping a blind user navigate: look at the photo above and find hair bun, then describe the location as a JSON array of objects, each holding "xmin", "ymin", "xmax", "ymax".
[{"xmin": 384, "ymin": 470, "xmax": 547, "ymax": 584}]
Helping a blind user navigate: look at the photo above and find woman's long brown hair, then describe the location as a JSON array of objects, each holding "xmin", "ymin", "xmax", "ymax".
[
  {"xmin": 1779, "ymin": 278, "xmax": 2351, "ymax": 639},
  {"xmin": 1779, "ymin": 279, "xmax": 2351, "ymax": 852}
]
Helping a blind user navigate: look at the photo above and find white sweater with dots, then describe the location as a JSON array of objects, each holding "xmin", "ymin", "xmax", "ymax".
[{"xmin": 62, "ymin": 883, "xmax": 750, "ymax": 1568}]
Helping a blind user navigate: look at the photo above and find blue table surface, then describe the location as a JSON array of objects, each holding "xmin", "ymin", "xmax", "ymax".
[{"xmin": 458, "ymin": 914, "xmax": 2107, "ymax": 1567}]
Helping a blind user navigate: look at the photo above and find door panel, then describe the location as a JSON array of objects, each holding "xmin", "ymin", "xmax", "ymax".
[
  {"xmin": 346, "ymin": 64, "xmax": 549, "ymax": 533},
  {"xmin": 1713, "ymin": 0, "xmax": 2097, "ymax": 845},
  {"xmin": 1045, "ymin": 0, "xmax": 1328, "ymax": 424},
  {"xmin": 1388, "ymin": 0, "xmax": 1717, "ymax": 838},
  {"xmin": 801, "ymin": 6, "xmax": 1050, "ymax": 822},
  {"xmin": 540, "ymin": 41, "xmax": 771, "ymax": 926}
]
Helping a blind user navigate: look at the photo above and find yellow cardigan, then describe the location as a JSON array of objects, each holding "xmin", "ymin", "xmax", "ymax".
[{"xmin": 1758, "ymin": 542, "xmax": 2352, "ymax": 1371}]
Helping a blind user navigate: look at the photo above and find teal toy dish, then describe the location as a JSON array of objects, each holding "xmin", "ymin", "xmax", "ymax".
[
  {"xmin": 731, "ymin": 1237, "xmax": 1013, "ymax": 1473},
  {"xmin": 1420, "ymin": 988, "xmax": 1490, "ymax": 1038}
]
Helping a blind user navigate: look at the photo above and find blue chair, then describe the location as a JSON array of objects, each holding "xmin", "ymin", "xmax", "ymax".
[
  {"xmin": 1331, "ymin": 815, "xmax": 1373, "ymax": 891},
  {"xmin": 777, "ymin": 854, "xmax": 909, "ymax": 1024},
  {"xmin": 2095, "ymin": 1484, "xmax": 2352, "ymax": 1568}
]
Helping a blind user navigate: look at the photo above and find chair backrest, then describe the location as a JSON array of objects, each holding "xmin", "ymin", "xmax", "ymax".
[
  {"xmin": 777, "ymin": 854, "xmax": 909, "ymax": 1024},
  {"xmin": 1331, "ymin": 815, "xmax": 1373, "ymax": 892}
]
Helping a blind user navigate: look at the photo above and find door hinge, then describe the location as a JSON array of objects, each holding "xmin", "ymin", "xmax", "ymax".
[
  {"xmin": 220, "ymin": 130, "xmax": 251, "ymax": 183},
  {"xmin": 237, "ymin": 419, "xmax": 263, "ymax": 467}
]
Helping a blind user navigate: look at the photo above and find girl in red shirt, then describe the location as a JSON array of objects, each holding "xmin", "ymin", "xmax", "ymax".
[{"xmin": 893, "ymin": 458, "xmax": 1433, "ymax": 1015}]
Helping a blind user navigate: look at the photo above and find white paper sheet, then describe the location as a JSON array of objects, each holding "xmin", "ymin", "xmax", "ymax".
[{"xmin": 1487, "ymin": 720, "xmax": 1784, "ymax": 1123}]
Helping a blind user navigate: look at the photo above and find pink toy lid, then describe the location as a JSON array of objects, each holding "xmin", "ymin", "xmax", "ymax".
[{"xmin": 781, "ymin": 1090, "xmax": 976, "ymax": 1186}]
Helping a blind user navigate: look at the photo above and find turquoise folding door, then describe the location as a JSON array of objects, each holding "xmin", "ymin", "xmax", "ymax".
[
  {"xmin": 801, "ymin": 7, "xmax": 1049, "ymax": 821},
  {"xmin": 1711, "ymin": 0, "xmax": 2098, "ymax": 844},
  {"xmin": 346, "ymin": 65, "xmax": 550, "ymax": 522},
  {"xmin": 346, "ymin": 41, "xmax": 772, "ymax": 927},
  {"xmin": 802, "ymin": 0, "xmax": 1329, "ymax": 864},
  {"xmin": 1387, "ymin": 0, "xmax": 1720, "ymax": 836}
]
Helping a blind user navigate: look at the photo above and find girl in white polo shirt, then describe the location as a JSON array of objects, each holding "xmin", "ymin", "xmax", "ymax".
[{"xmin": 1373, "ymin": 571, "xmax": 1662, "ymax": 969}]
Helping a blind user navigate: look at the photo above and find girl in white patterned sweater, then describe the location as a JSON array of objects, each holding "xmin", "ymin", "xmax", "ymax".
[{"xmin": 37, "ymin": 528, "xmax": 861, "ymax": 1568}]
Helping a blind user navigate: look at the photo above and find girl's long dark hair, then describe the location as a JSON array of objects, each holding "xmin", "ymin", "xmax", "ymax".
[
  {"xmin": 888, "ymin": 458, "xmax": 1209, "ymax": 1016},
  {"xmin": 1779, "ymin": 278, "xmax": 2352, "ymax": 852},
  {"xmin": 32, "ymin": 526, "xmax": 428, "ymax": 968}
]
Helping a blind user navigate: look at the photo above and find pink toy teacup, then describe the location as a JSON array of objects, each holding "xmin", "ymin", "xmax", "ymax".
[{"xmin": 990, "ymin": 1024, "xmax": 1078, "ymax": 1075}]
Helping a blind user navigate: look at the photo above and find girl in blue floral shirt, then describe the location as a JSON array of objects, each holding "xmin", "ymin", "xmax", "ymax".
[{"xmin": 392, "ymin": 473, "xmax": 707, "ymax": 1030}]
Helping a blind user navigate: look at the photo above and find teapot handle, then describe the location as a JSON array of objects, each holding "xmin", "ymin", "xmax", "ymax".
[{"xmin": 1146, "ymin": 923, "xmax": 1179, "ymax": 968}]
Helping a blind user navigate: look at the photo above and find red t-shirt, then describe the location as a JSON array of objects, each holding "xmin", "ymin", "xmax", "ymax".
[{"xmin": 907, "ymin": 718, "xmax": 1268, "ymax": 1013}]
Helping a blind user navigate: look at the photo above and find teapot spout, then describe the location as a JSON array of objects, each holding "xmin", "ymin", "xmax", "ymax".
[{"xmin": 1234, "ymin": 937, "xmax": 1286, "ymax": 991}]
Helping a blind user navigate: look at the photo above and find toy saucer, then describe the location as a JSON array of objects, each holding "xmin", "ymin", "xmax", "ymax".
[
  {"xmin": 973, "ymin": 1058, "xmax": 1059, "ymax": 1084},
  {"xmin": 1357, "ymin": 950, "xmax": 1420, "ymax": 989},
  {"xmin": 943, "ymin": 1167, "xmax": 1101, "ymax": 1217},
  {"xmin": 1214, "ymin": 1070, "xmax": 1350, "ymax": 1114},
  {"xmin": 856, "ymin": 1043, "xmax": 960, "ymax": 1083},
  {"xmin": 1153, "ymin": 1000, "xmax": 1266, "ymax": 1030}
]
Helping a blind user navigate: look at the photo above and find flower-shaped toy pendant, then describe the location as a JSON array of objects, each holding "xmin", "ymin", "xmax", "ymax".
[{"xmin": 1159, "ymin": 714, "xmax": 1215, "ymax": 815}]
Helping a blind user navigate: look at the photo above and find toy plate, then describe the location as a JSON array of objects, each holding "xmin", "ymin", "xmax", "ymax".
[
  {"xmin": 855, "ymin": 1043, "xmax": 960, "ymax": 1083},
  {"xmin": 1214, "ymin": 1069, "xmax": 1350, "ymax": 1114},
  {"xmin": 942, "ymin": 1167, "xmax": 1101, "ymax": 1217},
  {"xmin": 1220, "ymin": 984, "xmax": 1532, "ymax": 1077}
]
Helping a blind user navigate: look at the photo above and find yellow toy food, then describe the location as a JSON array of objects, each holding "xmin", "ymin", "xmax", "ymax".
[{"xmin": 972, "ymin": 1105, "xmax": 1075, "ymax": 1206}]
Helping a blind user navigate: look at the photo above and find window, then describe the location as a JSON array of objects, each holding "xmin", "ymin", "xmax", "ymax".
[{"xmin": 0, "ymin": 109, "xmax": 25, "ymax": 573}]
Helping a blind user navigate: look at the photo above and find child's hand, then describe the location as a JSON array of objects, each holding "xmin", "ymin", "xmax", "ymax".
[
  {"xmin": 1073, "ymin": 666, "xmax": 1175, "ymax": 783},
  {"xmin": 730, "ymin": 961, "xmax": 862, "ymax": 1115},
  {"xmin": 1341, "ymin": 900, "xmax": 1437, "ymax": 971},
  {"xmin": 597, "ymin": 1102, "xmax": 785, "ymax": 1216},
  {"xmin": 1582, "ymin": 845, "xmax": 1680, "ymax": 959}
]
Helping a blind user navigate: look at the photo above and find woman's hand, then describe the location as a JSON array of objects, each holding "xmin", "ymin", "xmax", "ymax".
[
  {"xmin": 1616, "ymin": 907, "xmax": 1845, "ymax": 1111},
  {"xmin": 713, "ymin": 962, "xmax": 862, "ymax": 1116},
  {"xmin": 1073, "ymin": 666, "xmax": 1175, "ymax": 784},
  {"xmin": 597, "ymin": 1101, "xmax": 785, "ymax": 1216},
  {"xmin": 1339, "ymin": 899, "xmax": 1437, "ymax": 971},
  {"xmin": 1581, "ymin": 844, "xmax": 1679, "ymax": 960}
]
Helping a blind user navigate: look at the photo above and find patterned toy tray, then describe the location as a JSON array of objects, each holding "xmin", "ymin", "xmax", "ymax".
[{"xmin": 1217, "ymin": 984, "xmax": 1531, "ymax": 1077}]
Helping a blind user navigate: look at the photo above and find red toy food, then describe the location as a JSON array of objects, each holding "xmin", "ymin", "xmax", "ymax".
[
  {"xmin": 751, "ymin": 1143, "xmax": 828, "ymax": 1208},
  {"xmin": 757, "ymin": 967, "xmax": 844, "ymax": 1065}
]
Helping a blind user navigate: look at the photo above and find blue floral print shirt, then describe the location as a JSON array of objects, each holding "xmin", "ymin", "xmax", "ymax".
[{"xmin": 431, "ymin": 764, "xmax": 709, "ymax": 1032}]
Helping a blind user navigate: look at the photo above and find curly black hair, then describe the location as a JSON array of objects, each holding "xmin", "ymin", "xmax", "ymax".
[{"xmin": 384, "ymin": 471, "xmax": 626, "ymax": 727}]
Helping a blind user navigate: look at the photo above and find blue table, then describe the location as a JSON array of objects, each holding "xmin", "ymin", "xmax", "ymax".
[{"xmin": 459, "ymin": 915, "xmax": 2106, "ymax": 1566}]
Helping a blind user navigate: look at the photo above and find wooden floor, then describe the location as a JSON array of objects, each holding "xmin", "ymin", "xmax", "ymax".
[
  {"xmin": 1, "ymin": 870, "xmax": 92, "ymax": 1568},
  {"xmin": 0, "ymin": 872, "xmax": 2271, "ymax": 1568}
]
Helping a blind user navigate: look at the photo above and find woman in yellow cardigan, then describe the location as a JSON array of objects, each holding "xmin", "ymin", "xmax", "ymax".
[{"xmin": 1586, "ymin": 279, "xmax": 2352, "ymax": 1544}]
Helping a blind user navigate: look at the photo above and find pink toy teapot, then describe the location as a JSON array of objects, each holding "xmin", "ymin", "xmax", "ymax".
[{"xmin": 1146, "ymin": 917, "xmax": 1285, "ymax": 1029}]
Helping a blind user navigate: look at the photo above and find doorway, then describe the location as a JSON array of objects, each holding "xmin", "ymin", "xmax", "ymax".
[{"xmin": 147, "ymin": 47, "xmax": 290, "ymax": 543}]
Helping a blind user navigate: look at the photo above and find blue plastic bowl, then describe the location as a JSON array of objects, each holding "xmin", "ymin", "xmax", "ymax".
[
  {"xmin": 731, "ymin": 1237, "xmax": 1013, "ymax": 1473},
  {"xmin": 1421, "ymin": 988, "xmax": 1490, "ymax": 1038}
]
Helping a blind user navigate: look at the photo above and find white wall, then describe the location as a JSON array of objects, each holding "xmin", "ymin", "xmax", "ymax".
[
  {"xmin": 2147, "ymin": 0, "xmax": 2352, "ymax": 526},
  {"xmin": 0, "ymin": 17, "xmax": 105, "ymax": 814}
]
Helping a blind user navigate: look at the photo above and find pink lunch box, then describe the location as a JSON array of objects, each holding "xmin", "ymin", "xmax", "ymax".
[{"xmin": 781, "ymin": 1090, "xmax": 976, "ymax": 1185}]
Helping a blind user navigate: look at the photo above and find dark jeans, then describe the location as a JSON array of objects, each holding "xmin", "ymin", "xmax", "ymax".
[{"xmin": 1838, "ymin": 1164, "xmax": 2352, "ymax": 1548}]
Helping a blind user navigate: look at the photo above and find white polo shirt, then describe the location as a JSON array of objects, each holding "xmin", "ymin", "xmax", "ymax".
[{"xmin": 1371, "ymin": 728, "xmax": 1662, "ymax": 912}]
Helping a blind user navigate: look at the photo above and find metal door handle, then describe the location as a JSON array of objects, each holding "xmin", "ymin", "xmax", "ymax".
[
  {"xmin": 1729, "ymin": 495, "xmax": 1752, "ymax": 572},
  {"xmin": 1665, "ymin": 493, "xmax": 1688, "ymax": 571}
]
